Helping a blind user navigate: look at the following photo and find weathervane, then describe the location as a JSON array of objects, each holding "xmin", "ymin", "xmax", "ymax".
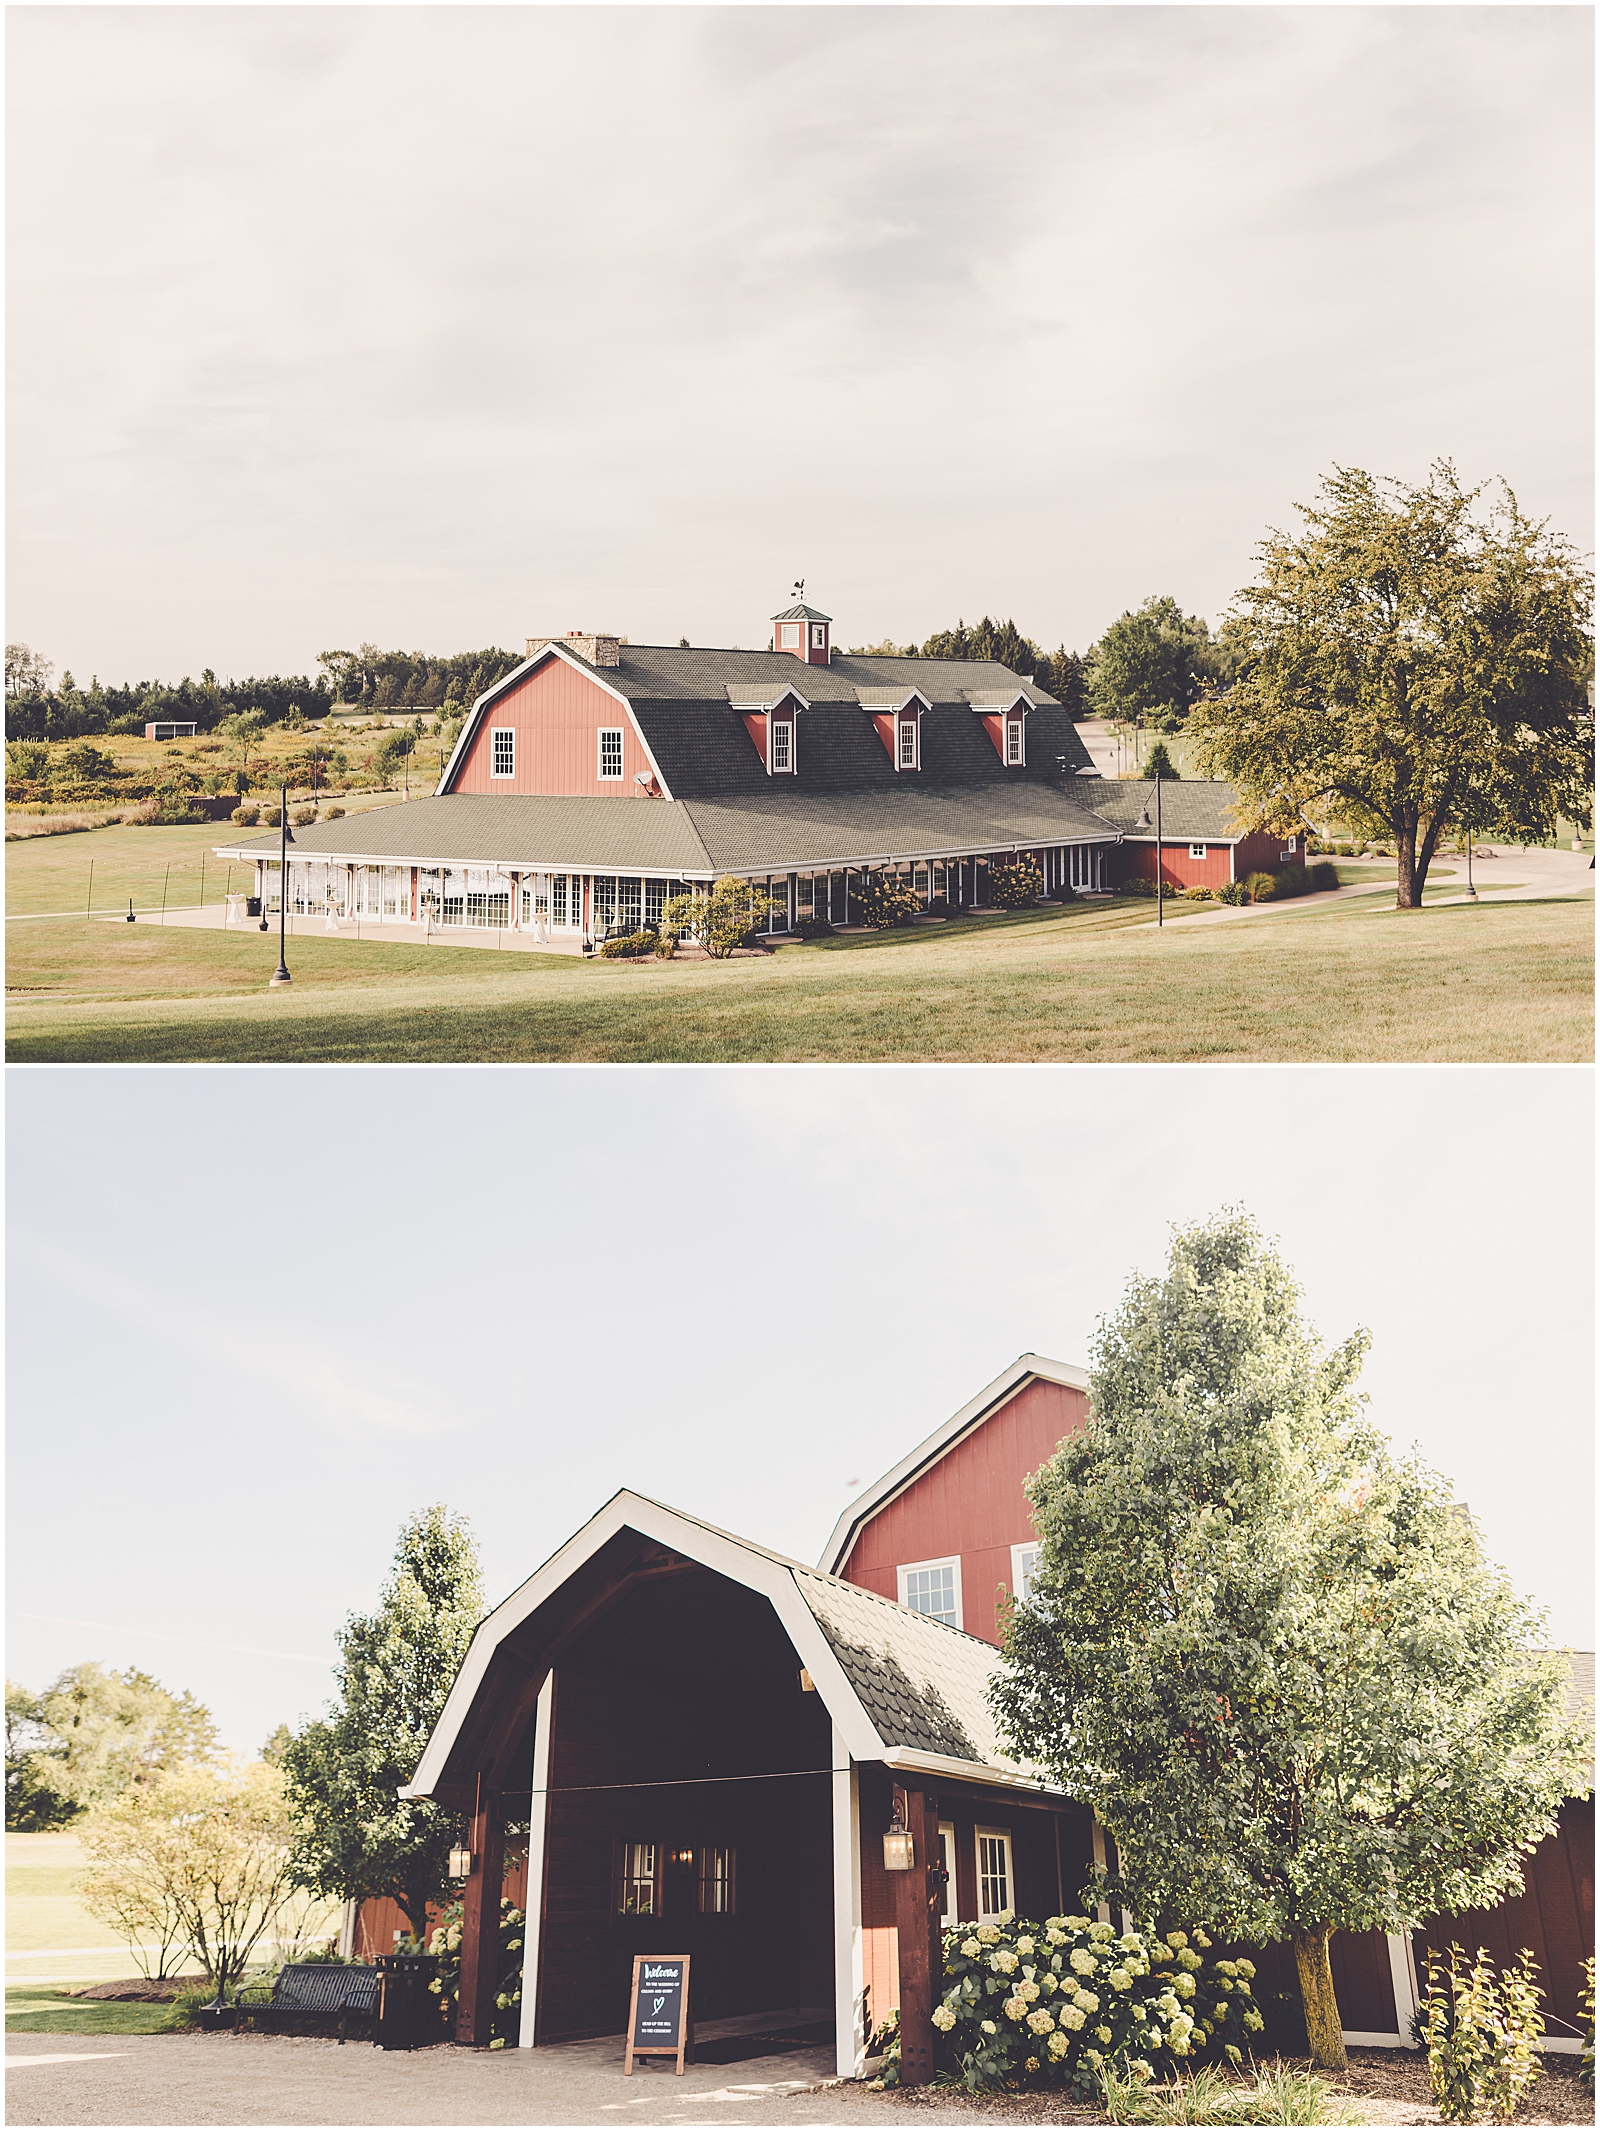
[{"xmin": 792, "ymin": 578, "xmax": 805, "ymax": 602}]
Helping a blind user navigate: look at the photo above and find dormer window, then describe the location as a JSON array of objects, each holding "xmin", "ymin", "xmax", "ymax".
[
  {"xmin": 897, "ymin": 718, "xmax": 919, "ymax": 770},
  {"xmin": 771, "ymin": 718, "xmax": 794, "ymax": 773},
  {"xmin": 1005, "ymin": 716, "xmax": 1024, "ymax": 766}
]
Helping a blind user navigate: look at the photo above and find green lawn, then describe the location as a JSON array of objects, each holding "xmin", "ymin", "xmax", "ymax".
[
  {"xmin": 6, "ymin": 1986, "xmax": 178, "ymax": 2036},
  {"xmin": 6, "ymin": 878, "xmax": 1591, "ymax": 1063}
]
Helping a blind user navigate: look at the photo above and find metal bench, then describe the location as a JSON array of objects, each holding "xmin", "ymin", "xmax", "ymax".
[{"xmin": 236, "ymin": 1962, "xmax": 380, "ymax": 2043}]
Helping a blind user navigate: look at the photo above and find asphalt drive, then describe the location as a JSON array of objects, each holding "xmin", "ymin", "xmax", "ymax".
[{"xmin": 1, "ymin": 2031, "xmax": 971, "ymax": 2128}]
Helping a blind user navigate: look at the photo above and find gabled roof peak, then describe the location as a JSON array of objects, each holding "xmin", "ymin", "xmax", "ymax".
[{"xmin": 771, "ymin": 602, "xmax": 832, "ymax": 622}]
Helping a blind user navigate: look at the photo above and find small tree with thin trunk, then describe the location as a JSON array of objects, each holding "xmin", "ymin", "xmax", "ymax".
[{"xmin": 992, "ymin": 1212, "xmax": 1591, "ymax": 2071}]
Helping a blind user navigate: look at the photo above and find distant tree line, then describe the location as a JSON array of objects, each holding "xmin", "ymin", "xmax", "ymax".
[{"xmin": 4, "ymin": 642, "xmax": 523, "ymax": 743}]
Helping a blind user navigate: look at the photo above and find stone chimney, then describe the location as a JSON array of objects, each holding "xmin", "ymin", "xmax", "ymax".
[{"xmin": 526, "ymin": 630, "xmax": 621, "ymax": 668}]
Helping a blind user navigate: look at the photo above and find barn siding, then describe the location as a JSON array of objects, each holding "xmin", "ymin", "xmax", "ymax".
[
  {"xmin": 840, "ymin": 1376, "xmax": 1088, "ymax": 1645},
  {"xmin": 1114, "ymin": 841, "xmax": 1237, "ymax": 892},
  {"xmin": 451, "ymin": 661, "xmax": 656, "ymax": 796}
]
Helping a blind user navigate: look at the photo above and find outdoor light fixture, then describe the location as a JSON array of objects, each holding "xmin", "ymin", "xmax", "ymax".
[
  {"xmin": 448, "ymin": 1844, "xmax": 473, "ymax": 1880},
  {"xmin": 268, "ymin": 782, "xmax": 295, "ymax": 985},
  {"xmin": 882, "ymin": 1825, "xmax": 915, "ymax": 1872}
]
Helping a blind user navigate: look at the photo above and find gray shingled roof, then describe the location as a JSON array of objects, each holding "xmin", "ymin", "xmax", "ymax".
[
  {"xmin": 724, "ymin": 682, "xmax": 809, "ymax": 708},
  {"xmin": 213, "ymin": 793, "xmax": 715, "ymax": 874},
  {"xmin": 1561, "ymin": 1650, "xmax": 1595, "ymax": 1723},
  {"xmin": 965, "ymin": 689, "xmax": 1030, "ymax": 709},
  {"xmin": 679, "ymin": 782, "xmax": 1117, "ymax": 873},
  {"xmin": 857, "ymin": 687, "xmax": 930, "ymax": 709},
  {"xmin": 794, "ymin": 1570, "xmax": 1017, "ymax": 1765},
  {"xmin": 771, "ymin": 603, "xmax": 832, "ymax": 622},
  {"xmin": 1089, "ymin": 780, "xmax": 1255, "ymax": 840}
]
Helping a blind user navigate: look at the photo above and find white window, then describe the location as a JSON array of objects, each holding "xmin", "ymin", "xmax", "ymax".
[
  {"xmin": 811, "ymin": 624, "xmax": 826, "ymax": 649},
  {"xmin": 491, "ymin": 727, "xmax": 515, "ymax": 779},
  {"xmin": 698, "ymin": 1846, "xmax": 736, "ymax": 1915},
  {"xmin": 898, "ymin": 718, "xmax": 918, "ymax": 769},
  {"xmin": 780, "ymin": 622, "xmax": 801, "ymax": 648},
  {"xmin": 897, "ymin": 1556, "xmax": 962, "ymax": 1629},
  {"xmin": 938, "ymin": 1821, "xmax": 957, "ymax": 1926},
  {"xmin": 1281, "ymin": 834, "xmax": 1298, "ymax": 856},
  {"xmin": 1010, "ymin": 1543, "xmax": 1041, "ymax": 1601},
  {"xmin": 1005, "ymin": 717, "xmax": 1024, "ymax": 766},
  {"xmin": 598, "ymin": 728, "xmax": 624, "ymax": 780},
  {"xmin": 1189, "ymin": 843, "xmax": 1207, "ymax": 860},
  {"xmin": 617, "ymin": 1841, "xmax": 658, "ymax": 1915},
  {"xmin": 771, "ymin": 719, "xmax": 793, "ymax": 773},
  {"xmin": 975, "ymin": 1828, "xmax": 1013, "ymax": 1921}
]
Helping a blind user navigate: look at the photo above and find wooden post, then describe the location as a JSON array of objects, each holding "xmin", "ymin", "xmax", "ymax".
[
  {"xmin": 892, "ymin": 1784, "xmax": 942, "ymax": 2087},
  {"xmin": 455, "ymin": 1785, "xmax": 505, "ymax": 2046}
]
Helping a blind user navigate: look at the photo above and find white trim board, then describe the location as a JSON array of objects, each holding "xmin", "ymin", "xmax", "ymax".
[{"xmin": 820, "ymin": 1355, "xmax": 1088, "ymax": 1576}]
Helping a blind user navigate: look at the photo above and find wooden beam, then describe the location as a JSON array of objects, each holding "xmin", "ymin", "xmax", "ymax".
[
  {"xmin": 455, "ymin": 1784, "xmax": 506, "ymax": 2047},
  {"xmin": 892, "ymin": 1783, "xmax": 942, "ymax": 2086}
]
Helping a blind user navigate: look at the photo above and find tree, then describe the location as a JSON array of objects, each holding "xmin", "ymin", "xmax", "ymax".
[
  {"xmin": 1087, "ymin": 596, "xmax": 1219, "ymax": 727},
  {"xmin": 79, "ymin": 1759, "xmax": 300, "ymax": 1987},
  {"xmin": 280, "ymin": 1506, "xmax": 483, "ymax": 1942},
  {"xmin": 1190, "ymin": 464, "xmax": 1594, "ymax": 907},
  {"xmin": 6, "ymin": 643, "xmax": 54, "ymax": 697},
  {"xmin": 7, "ymin": 1682, "xmax": 78, "ymax": 1830},
  {"xmin": 992, "ymin": 1212, "xmax": 1591, "ymax": 2073},
  {"xmin": 217, "ymin": 710, "xmax": 264, "ymax": 788},
  {"xmin": 662, "ymin": 878, "xmax": 778, "ymax": 956},
  {"xmin": 5, "ymin": 1663, "xmax": 218, "ymax": 1824},
  {"xmin": 1143, "ymin": 741, "xmax": 1179, "ymax": 780}
]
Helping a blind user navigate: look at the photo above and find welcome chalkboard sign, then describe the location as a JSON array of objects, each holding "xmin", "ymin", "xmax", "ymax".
[{"xmin": 624, "ymin": 1954, "xmax": 692, "ymax": 2074}]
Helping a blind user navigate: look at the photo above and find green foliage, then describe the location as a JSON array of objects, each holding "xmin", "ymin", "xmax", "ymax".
[
  {"xmin": 883, "ymin": 1913, "xmax": 1259, "ymax": 2098},
  {"xmin": 1578, "ymin": 1955, "xmax": 1594, "ymax": 2088},
  {"xmin": 665, "ymin": 876, "xmax": 779, "ymax": 955},
  {"xmin": 289, "ymin": 807, "xmax": 316, "ymax": 827},
  {"xmin": 280, "ymin": 1506, "xmax": 483, "ymax": 1939},
  {"xmin": 599, "ymin": 931, "xmax": 655, "ymax": 958},
  {"xmin": 796, "ymin": 912, "xmax": 835, "ymax": 938},
  {"xmin": 1244, "ymin": 871, "xmax": 1276, "ymax": 901},
  {"xmin": 1183, "ymin": 886, "xmax": 1214, "ymax": 902},
  {"xmin": 993, "ymin": 1213, "xmax": 1592, "ymax": 2065},
  {"xmin": 1099, "ymin": 2059, "xmax": 1354, "ymax": 2125},
  {"xmin": 988, "ymin": 856, "xmax": 1044, "ymax": 909},
  {"xmin": 6, "ymin": 739, "xmax": 50, "ymax": 784},
  {"xmin": 1089, "ymin": 597, "xmax": 1225, "ymax": 725},
  {"xmin": 1143, "ymin": 742, "xmax": 1180, "ymax": 780},
  {"xmin": 1422, "ymin": 1944, "xmax": 1545, "ymax": 2125},
  {"xmin": 913, "ymin": 617, "xmax": 1083, "ymax": 708},
  {"xmin": 5, "ymin": 1663, "xmax": 218, "ymax": 1827},
  {"xmin": 1216, "ymin": 880, "xmax": 1247, "ymax": 906},
  {"xmin": 1190, "ymin": 463, "xmax": 1594, "ymax": 906},
  {"xmin": 426, "ymin": 1895, "xmax": 526, "ymax": 2045},
  {"xmin": 850, "ymin": 871, "xmax": 922, "ymax": 927}
]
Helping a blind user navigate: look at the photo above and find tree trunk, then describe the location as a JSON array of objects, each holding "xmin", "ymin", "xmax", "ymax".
[
  {"xmin": 1292, "ymin": 1925, "xmax": 1347, "ymax": 2072},
  {"xmin": 1396, "ymin": 819, "xmax": 1423, "ymax": 908}
]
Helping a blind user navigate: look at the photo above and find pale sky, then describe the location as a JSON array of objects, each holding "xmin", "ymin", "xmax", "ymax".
[
  {"xmin": 6, "ymin": 5, "xmax": 1593, "ymax": 686},
  {"xmin": 6, "ymin": 1065, "xmax": 1592, "ymax": 1756}
]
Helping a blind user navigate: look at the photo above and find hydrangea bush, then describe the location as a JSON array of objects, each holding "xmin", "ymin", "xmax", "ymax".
[
  {"xmin": 885, "ymin": 1912, "xmax": 1261, "ymax": 2095},
  {"xmin": 425, "ymin": 1896, "xmax": 526, "ymax": 2047}
]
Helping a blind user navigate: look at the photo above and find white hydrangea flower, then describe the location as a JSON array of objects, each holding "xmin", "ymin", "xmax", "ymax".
[
  {"xmin": 1018, "ymin": 1980, "xmax": 1040, "ymax": 2003},
  {"xmin": 1109, "ymin": 1968, "xmax": 1132, "ymax": 1991},
  {"xmin": 1060, "ymin": 2006, "xmax": 1086, "ymax": 2031},
  {"xmin": 981, "ymin": 2020, "xmax": 997, "ymax": 2035},
  {"xmin": 1026, "ymin": 2009, "xmax": 1055, "ymax": 2036},
  {"xmin": 1075, "ymin": 1991, "xmax": 1100, "ymax": 2015},
  {"xmin": 1095, "ymin": 2024, "xmax": 1112, "ymax": 2044},
  {"xmin": 1089, "ymin": 1921, "xmax": 1114, "ymax": 1942},
  {"xmin": 1129, "ymin": 2058, "xmax": 1155, "ymax": 2084},
  {"xmin": 1015, "ymin": 1935, "xmax": 1035, "ymax": 1955},
  {"xmin": 1236, "ymin": 1960, "xmax": 1256, "ymax": 1981},
  {"xmin": 1166, "ymin": 1931, "xmax": 1188, "ymax": 1949},
  {"xmin": 1243, "ymin": 2008, "xmax": 1264, "ymax": 2032},
  {"xmin": 960, "ymin": 1938, "xmax": 981, "ymax": 1958},
  {"xmin": 1004, "ymin": 1997, "xmax": 1027, "ymax": 2022},
  {"xmin": 998, "ymin": 1909, "xmax": 1015, "ymax": 1923},
  {"xmin": 1045, "ymin": 1927, "xmax": 1067, "ymax": 1946},
  {"xmin": 1174, "ymin": 1972, "xmax": 1196, "ymax": 1999},
  {"xmin": 1193, "ymin": 1930, "xmax": 1211, "ymax": 1949},
  {"xmin": 976, "ymin": 1925, "xmax": 1002, "ymax": 1945},
  {"xmin": 990, "ymin": 1950, "xmax": 1019, "ymax": 1974},
  {"xmin": 931, "ymin": 2005, "xmax": 956, "ymax": 2032},
  {"xmin": 1069, "ymin": 1949, "xmax": 1097, "ymax": 1975},
  {"xmin": 1178, "ymin": 1948, "xmax": 1203, "ymax": 1972}
]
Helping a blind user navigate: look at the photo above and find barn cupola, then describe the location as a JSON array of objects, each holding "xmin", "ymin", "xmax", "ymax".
[{"xmin": 771, "ymin": 587, "xmax": 831, "ymax": 665}]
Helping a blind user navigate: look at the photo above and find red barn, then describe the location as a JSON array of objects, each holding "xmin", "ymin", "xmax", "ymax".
[{"xmin": 1090, "ymin": 780, "xmax": 1313, "ymax": 892}]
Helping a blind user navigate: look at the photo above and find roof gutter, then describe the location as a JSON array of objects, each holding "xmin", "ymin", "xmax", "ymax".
[{"xmin": 879, "ymin": 1745, "xmax": 1072, "ymax": 1799}]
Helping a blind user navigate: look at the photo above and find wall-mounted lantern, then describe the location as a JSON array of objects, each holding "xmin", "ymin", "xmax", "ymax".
[
  {"xmin": 448, "ymin": 1843, "xmax": 474, "ymax": 1880},
  {"xmin": 882, "ymin": 1822, "xmax": 916, "ymax": 1872},
  {"xmin": 798, "ymin": 1669, "xmax": 815, "ymax": 1693}
]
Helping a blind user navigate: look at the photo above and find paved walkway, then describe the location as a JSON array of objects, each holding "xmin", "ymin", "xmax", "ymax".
[{"xmin": 0, "ymin": 2030, "xmax": 935, "ymax": 2128}]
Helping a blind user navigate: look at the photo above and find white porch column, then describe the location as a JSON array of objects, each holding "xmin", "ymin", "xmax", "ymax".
[
  {"xmin": 517, "ymin": 1672, "xmax": 555, "ymax": 2049},
  {"xmin": 1386, "ymin": 1932, "xmax": 1421, "ymax": 2047},
  {"xmin": 831, "ymin": 1725, "xmax": 864, "ymax": 2079}
]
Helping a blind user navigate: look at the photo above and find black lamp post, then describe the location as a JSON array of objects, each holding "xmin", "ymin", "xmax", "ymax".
[
  {"xmin": 269, "ymin": 782, "xmax": 295, "ymax": 985},
  {"xmin": 1134, "ymin": 771, "xmax": 1164, "ymax": 927}
]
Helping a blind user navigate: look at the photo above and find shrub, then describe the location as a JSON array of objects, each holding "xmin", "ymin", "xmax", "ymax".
[
  {"xmin": 1182, "ymin": 885, "xmax": 1213, "ymax": 902},
  {"xmin": 290, "ymin": 806, "xmax": 316, "ymax": 826},
  {"xmin": 1579, "ymin": 1955, "xmax": 1594, "ymax": 2089},
  {"xmin": 667, "ymin": 877, "xmax": 779, "ymax": 957},
  {"xmin": 6, "ymin": 740, "xmax": 51, "ymax": 783},
  {"xmin": 880, "ymin": 1913, "xmax": 1260, "ymax": 2099},
  {"xmin": 1307, "ymin": 860, "xmax": 1337, "ymax": 893},
  {"xmin": 796, "ymin": 913, "xmax": 835, "ymax": 938},
  {"xmin": 426, "ymin": 1897, "xmax": 524, "ymax": 2046},
  {"xmin": 988, "ymin": 856, "xmax": 1045, "ymax": 909},
  {"xmin": 231, "ymin": 806, "xmax": 260, "ymax": 826},
  {"xmin": 1118, "ymin": 876, "xmax": 1157, "ymax": 898},
  {"xmin": 324, "ymin": 805, "xmax": 344, "ymax": 820},
  {"xmin": 849, "ymin": 871, "xmax": 921, "ymax": 928},
  {"xmin": 1422, "ymin": 1943, "xmax": 1544, "ymax": 2125},
  {"xmin": 1216, "ymin": 880, "xmax": 1247, "ymax": 905},
  {"xmin": 654, "ymin": 928, "xmax": 678, "ymax": 959},
  {"xmin": 259, "ymin": 806, "xmax": 282, "ymax": 828},
  {"xmin": 1243, "ymin": 871, "xmax": 1276, "ymax": 902},
  {"xmin": 599, "ymin": 931, "xmax": 655, "ymax": 958}
]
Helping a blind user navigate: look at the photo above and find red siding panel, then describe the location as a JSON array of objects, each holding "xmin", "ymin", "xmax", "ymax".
[
  {"xmin": 1115, "ymin": 841, "xmax": 1237, "ymax": 892},
  {"xmin": 451, "ymin": 660, "xmax": 655, "ymax": 797},
  {"xmin": 841, "ymin": 1376, "xmax": 1088, "ymax": 1645}
]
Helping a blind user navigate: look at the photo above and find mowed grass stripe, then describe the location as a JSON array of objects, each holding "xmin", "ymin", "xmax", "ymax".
[{"xmin": 6, "ymin": 895, "xmax": 1591, "ymax": 1063}]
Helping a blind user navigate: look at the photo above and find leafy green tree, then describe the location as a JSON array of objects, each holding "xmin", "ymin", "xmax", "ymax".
[
  {"xmin": 662, "ymin": 878, "xmax": 778, "ymax": 956},
  {"xmin": 1190, "ymin": 463, "xmax": 1594, "ymax": 907},
  {"xmin": 993, "ymin": 1212, "xmax": 1592, "ymax": 2073},
  {"xmin": 1087, "ymin": 596, "xmax": 1218, "ymax": 726},
  {"xmin": 1143, "ymin": 741, "xmax": 1179, "ymax": 780},
  {"xmin": 5, "ymin": 1664, "xmax": 219, "ymax": 1826},
  {"xmin": 280, "ymin": 1507, "xmax": 484, "ymax": 1942},
  {"xmin": 6, "ymin": 643, "xmax": 53, "ymax": 697},
  {"xmin": 7, "ymin": 1682, "xmax": 78, "ymax": 1829}
]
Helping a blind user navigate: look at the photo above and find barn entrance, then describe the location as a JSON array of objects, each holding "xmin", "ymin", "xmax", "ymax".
[{"xmin": 523, "ymin": 1548, "xmax": 837, "ymax": 2046}]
